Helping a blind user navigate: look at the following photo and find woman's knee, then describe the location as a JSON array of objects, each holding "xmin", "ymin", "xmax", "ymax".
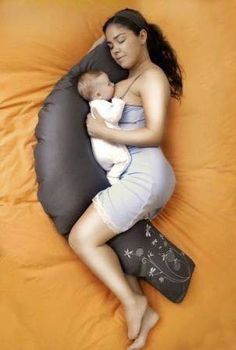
[
  {"xmin": 67, "ymin": 217, "xmax": 112, "ymax": 252},
  {"xmin": 68, "ymin": 227, "xmax": 88, "ymax": 254},
  {"xmin": 68, "ymin": 202, "xmax": 119, "ymax": 250},
  {"xmin": 68, "ymin": 217, "xmax": 96, "ymax": 253},
  {"xmin": 67, "ymin": 204, "xmax": 97, "ymax": 249}
]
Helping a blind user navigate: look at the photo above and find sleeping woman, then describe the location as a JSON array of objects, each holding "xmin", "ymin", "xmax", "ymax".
[{"xmin": 68, "ymin": 8, "xmax": 183, "ymax": 350}]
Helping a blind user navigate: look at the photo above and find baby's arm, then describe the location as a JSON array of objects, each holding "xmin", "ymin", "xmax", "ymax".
[
  {"xmin": 108, "ymin": 98, "xmax": 126, "ymax": 124},
  {"xmin": 90, "ymin": 99, "xmax": 125, "ymax": 127}
]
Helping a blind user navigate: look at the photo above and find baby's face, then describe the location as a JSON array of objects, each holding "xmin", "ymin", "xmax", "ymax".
[{"xmin": 94, "ymin": 72, "xmax": 115, "ymax": 100}]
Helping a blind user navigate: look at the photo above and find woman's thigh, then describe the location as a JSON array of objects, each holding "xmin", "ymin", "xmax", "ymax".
[{"xmin": 69, "ymin": 202, "xmax": 120, "ymax": 246}]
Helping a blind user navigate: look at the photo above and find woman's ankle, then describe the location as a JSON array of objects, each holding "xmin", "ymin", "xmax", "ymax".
[{"xmin": 124, "ymin": 292, "xmax": 147, "ymax": 308}]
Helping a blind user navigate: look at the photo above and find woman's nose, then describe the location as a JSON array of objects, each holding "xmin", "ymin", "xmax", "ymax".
[{"xmin": 112, "ymin": 45, "xmax": 120, "ymax": 55}]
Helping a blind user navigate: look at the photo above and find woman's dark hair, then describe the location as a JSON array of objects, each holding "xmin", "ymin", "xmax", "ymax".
[{"xmin": 102, "ymin": 8, "xmax": 183, "ymax": 101}]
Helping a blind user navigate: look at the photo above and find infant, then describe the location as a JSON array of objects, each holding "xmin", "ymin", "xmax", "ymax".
[{"xmin": 77, "ymin": 70, "xmax": 131, "ymax": 185}]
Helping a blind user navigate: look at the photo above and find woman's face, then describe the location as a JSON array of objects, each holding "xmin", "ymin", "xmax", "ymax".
[{"xmin": 105, "ymin": 24, "xmax": 146, "ymax": 69}]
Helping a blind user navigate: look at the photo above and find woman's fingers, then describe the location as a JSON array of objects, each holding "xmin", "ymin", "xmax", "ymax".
[
  {"xmin": 91, "ymin": 107, "xmax": 106, "ymax": 124},
  {"xmin": 91, "ymin": 107, "xmax": 100, "ymax": 119},
  {"xmin": 87, "ymin": 112, "xmax": 95, "ymax": 120},
  {"xmin": 85, "ymin": 106, "xmax": 107, "ymax": 138}
]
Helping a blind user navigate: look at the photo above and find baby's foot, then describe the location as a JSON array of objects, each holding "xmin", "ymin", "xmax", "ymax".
[
  {"xmin": 127, "ymin": 306, "xmax": 160, "ymax": 350},
  {"xmin": 124, "ymin": 294, "xmax": 148, "ymax": 340}
]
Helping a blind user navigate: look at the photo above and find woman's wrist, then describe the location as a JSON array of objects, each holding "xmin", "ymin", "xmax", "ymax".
[
  {"xmin": 101, "ymin": 127, "xmax": 128, "ymax": 145},
  {"xmin": 100, "ymin": 125, "xmax": 111, "ymax": 140}
]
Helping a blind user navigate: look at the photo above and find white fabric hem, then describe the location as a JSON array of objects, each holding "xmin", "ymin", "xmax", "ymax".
[
  {"xmin": 92, "ymin": 197, "xmax": 122, "ymax": 234},
  {"xmin": 92, "ymin": 199, "xmax": 164, "ymax": 236}
]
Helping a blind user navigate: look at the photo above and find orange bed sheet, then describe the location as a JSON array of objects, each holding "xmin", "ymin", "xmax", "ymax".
[{"xmin": 0, "ymin": 1, "xmax": 235, "ymax": 349}]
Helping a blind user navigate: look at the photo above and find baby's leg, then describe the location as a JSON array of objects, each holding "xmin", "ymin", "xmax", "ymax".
[
  {"xmin": 107, "ymin": 161, "xmax": 129, "ymax": 184},
  {"xmin": 125, "ymin": 275, "xmax": 160, "ymax": 350},
  {"xmin": 107, "ymin": 148, "xmax": 131, "ymax": 184}
]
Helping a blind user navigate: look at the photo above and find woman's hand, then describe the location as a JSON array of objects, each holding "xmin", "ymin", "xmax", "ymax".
[
  {"xmin": 86, "ymin": 107, "xmax": 107, "ymax": 138},
  {"xmin": 87, "ymin": 35, "xmax": 105, "ymax": 53}
]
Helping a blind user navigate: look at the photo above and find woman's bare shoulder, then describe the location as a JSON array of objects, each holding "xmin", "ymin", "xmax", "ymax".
[
  {"xmin": 141, "ymin": 65, "xmax": 170, "ymax": 94},
  {"xmin": 142, "ymin": 65, "xmax": 169, "ymax": 82}
]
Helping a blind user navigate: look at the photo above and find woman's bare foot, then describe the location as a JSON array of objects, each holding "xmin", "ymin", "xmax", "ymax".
[
  {"xmin": 124, "ymin": 294, "xmax": 148, "ymax": 340},
  {"xmin": 127, "ymin": 306, "xmax": 160, "ymax": 350}
]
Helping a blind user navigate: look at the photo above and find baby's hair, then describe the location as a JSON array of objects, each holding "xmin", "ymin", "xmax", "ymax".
[{"xmin": 77, "ymin": 69, "xmax": 104, "ymax": 101}]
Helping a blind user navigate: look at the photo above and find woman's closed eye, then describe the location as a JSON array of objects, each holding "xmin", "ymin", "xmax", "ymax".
[{"xmin": 107, "ymin": 39, "xmax": 126, "ymax": 50}]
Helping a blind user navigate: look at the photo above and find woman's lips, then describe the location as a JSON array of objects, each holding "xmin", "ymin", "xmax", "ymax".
[{"xmin": 117, "ymin": 56, "xmax": 125, "ymax": 62}]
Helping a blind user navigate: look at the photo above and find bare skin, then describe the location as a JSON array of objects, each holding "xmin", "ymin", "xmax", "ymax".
[
  {"xmin": 125, "ymin": 275, "xmax": 160, "ymax": 350},
  {"xmin": 87, "ymin": 34, "xmax": 105, "ymax": 53},
  {"xmin": 69, "ymin": 24, "xmax": 170, "ymax": 346},
  {"xmin": 68, "ymin": 202, "xmax": 148, "ymax": 340},
  {"xmin": 69, "ymin": 204, "xmax": 159, "ymax": 346},
  {"xmin": 86, "ymin": 28, "xmax": 170, "ymax": 147}
]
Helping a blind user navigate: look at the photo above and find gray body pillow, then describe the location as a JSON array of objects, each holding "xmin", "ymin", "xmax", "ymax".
[{"xmin": 33, "ymin": 42, "xmax": 195, "ymax": 303}]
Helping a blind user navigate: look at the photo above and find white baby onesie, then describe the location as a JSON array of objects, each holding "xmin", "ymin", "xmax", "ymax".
[{"xmin": 89, "ymin": 97, "xmax": 131, "ymax": 185}]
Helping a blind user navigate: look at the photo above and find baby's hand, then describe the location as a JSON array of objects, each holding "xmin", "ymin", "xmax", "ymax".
[{"xmin": 86, "ymin": 107, "xmax": 107, "ymax": 138}]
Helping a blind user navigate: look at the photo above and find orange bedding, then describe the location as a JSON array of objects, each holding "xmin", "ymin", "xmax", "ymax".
[{"xmin": 0, "ymin": 1, "xmax": 235, "ymax": 349}]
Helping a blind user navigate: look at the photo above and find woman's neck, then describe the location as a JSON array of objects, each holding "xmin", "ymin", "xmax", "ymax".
[{"xmin": 128, "ymin": 52, "xmax": 154, "ymax": 78}]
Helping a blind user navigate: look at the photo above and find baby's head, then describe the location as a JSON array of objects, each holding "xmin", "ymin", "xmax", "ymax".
[{"xmin": 77, "ymin": 70, "xmax": 115, "ymax": 102}]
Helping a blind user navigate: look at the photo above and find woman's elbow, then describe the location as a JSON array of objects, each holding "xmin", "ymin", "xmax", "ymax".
[{"xmin": 148, "ymin": 131, "xmax": 161, "ymax": 147}]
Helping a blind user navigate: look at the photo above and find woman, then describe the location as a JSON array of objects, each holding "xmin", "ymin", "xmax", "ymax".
[{"xmin": 68, "ymin": 8, "xmax": 183, "ymax": 350}]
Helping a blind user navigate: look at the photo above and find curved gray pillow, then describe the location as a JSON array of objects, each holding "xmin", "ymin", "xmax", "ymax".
[
  {"xmin": 34, "ymin": 41, "xmax": 128, "ymax": 234},
  {"xmin": 33, "ymin": 41, "xmax": 195, "ymax": 303}
]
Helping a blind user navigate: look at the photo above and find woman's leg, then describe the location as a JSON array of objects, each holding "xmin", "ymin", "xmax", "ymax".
[
  {"xmin": 125, "ymin": 275, "xmax": 144, "ymax": 295},
  {"xmin": 125, "ymin": 275, "xmax": 160, "ymax": 350},
  {"xmin": 68, "ymin": 202, "xmax": 147, "ymax": 340}
]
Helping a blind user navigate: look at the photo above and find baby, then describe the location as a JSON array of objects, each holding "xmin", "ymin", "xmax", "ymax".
[{"xmin": 77, "ymin": 70, "xmax": 131, "ymax": 185}]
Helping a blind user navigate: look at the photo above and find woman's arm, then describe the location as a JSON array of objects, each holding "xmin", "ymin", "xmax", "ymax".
[
  {"xmin": 138, "ymin": 69, "xmax": 170, "ymax": 146},
  {"xmin": 100, "ymin": 127, "xmax": 160, "ymax": 147},
  {"xmin": 87, "ymin": 109, "xmax": 159, "ymax": 147},
  {"xmin": 89, "ymin": 69, "xmax": 171, "ymax": 147}
]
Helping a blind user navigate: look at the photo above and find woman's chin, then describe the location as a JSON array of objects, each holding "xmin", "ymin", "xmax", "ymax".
[
  {"xmin": 116, "ymin": 57, "xmax": 129, "ymax": 69},
  {"xmin": 118, "ymin": 61, "xmax": 130, "ymax": 70}
]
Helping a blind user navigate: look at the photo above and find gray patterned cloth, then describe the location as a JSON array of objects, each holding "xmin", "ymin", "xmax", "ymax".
[{"xmin": 108, "ymin": 219, "xmax": 195, "ymax": 303}]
